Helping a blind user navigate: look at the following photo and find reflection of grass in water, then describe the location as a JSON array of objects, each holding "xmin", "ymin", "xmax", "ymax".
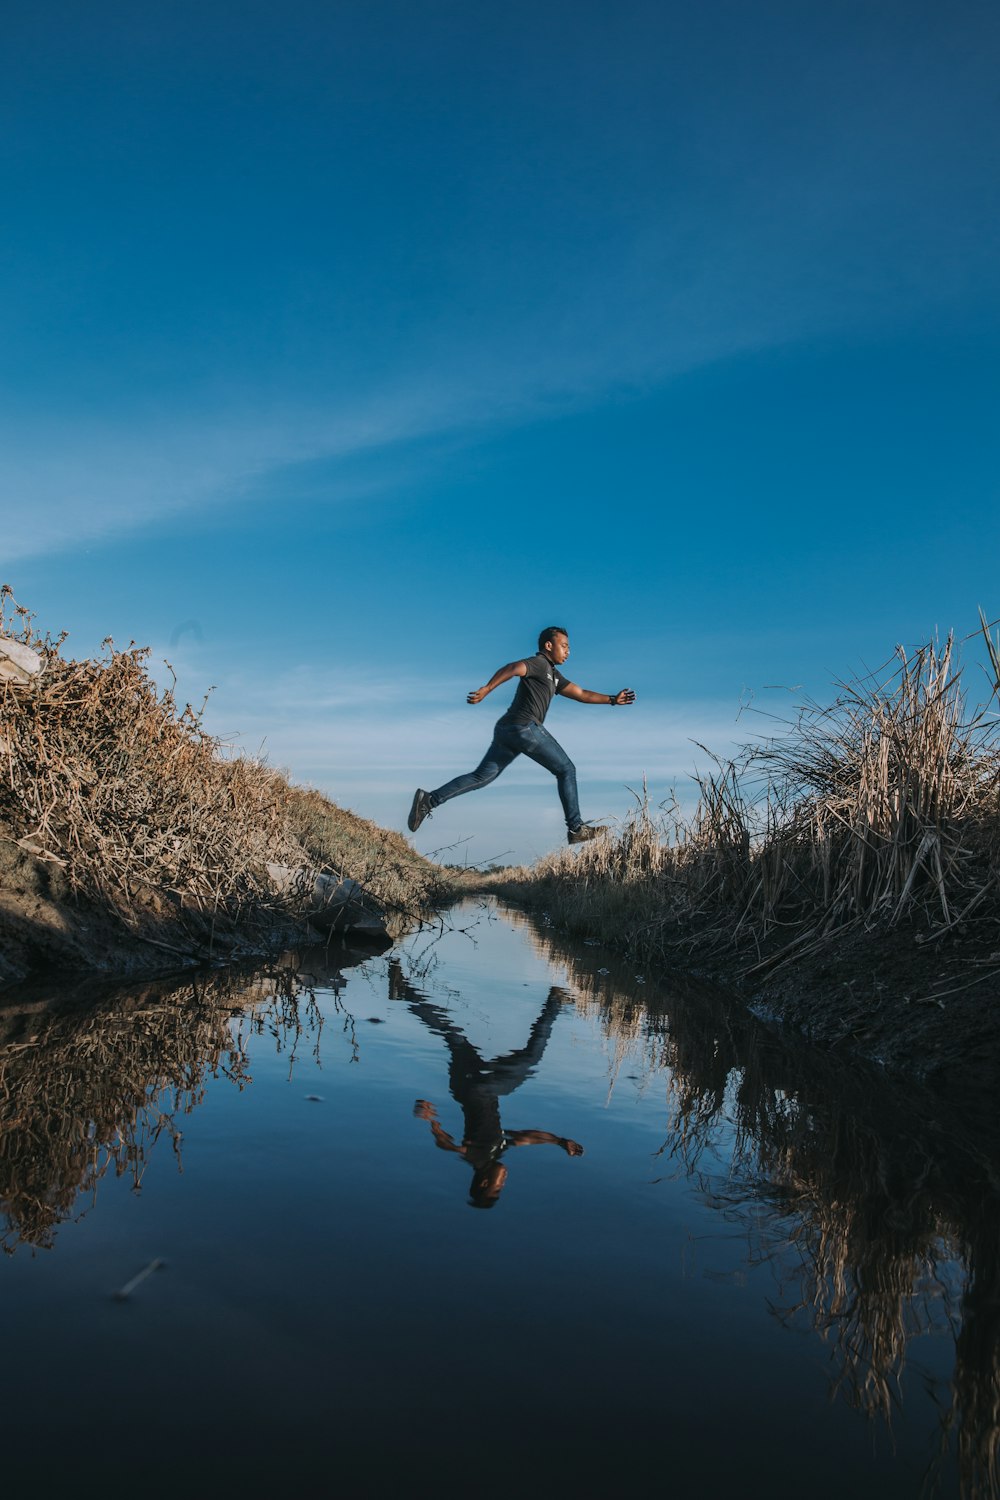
[
  {"xmin": 516, "ymin": 907, "xmax": 1000, "ymax": 1500},
  {"xmin": 938, "ymin": 1213, "xmax": 1000, "ymax": 1500},
  {"xmin": 0, "ymin": 965, "xmax": 336, "ymax": 1254}
]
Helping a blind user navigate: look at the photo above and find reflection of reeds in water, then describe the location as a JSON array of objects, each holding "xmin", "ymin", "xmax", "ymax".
[
  {"xmin": 0, "ymin": 964, "xmax": 328, "ymax": 1253},
  {"xmin": 939, "ymin": 1210, "xmax": 1000, "ymax": 1500},
  {"xmin": 515, "ymin": 906, "xmax": 1000, "ymax": 1499}
]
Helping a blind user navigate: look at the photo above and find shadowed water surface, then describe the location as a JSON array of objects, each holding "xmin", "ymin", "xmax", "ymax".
[{"xmin": 1, "ymin": 899, "xmax": 997, "ymax": 1497}]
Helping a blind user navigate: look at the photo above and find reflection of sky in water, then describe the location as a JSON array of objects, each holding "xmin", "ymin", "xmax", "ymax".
[{"xmin": 0, "ymin": 901, "xmax": 993, "ymax": 1497}]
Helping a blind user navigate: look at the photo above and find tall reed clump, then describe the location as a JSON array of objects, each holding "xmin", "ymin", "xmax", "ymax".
[
  {"xmin": 0, "ymin": 588, "xmax": 441, "ymax": 953},
  {"xmin": 494, "ymin": 622, "xmax": 1000, "ymax": 974}
]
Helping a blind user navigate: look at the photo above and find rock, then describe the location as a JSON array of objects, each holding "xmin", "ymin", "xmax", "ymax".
[
  {"xmin": 0, "ymin": 638, "xmax": 43, "ymax": 686},
  {"xmin": 265, "ymin": 862, "xmax": 388, "ymax": 939}
]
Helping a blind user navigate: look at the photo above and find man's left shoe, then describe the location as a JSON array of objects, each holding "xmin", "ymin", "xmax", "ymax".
[
  {"xmin": 408, "ymin": 788, "xmax": 433, "ymax": 832},
  {"xmin": 567, "ymin": 823, "xmax": 608, "ymax": 845}
]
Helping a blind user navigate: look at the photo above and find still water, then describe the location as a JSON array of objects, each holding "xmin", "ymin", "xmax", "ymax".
[{"xmin": 1, "ymin": 899, "xmax": 997, "ymax": 1497}]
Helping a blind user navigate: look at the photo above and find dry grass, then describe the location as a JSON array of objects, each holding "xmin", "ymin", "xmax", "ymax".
[
  {"xmin": 0, "ymin": 588, "xmax": 444, "ymax": 963},
  {"xmin": 286, "ymin": 785, "xmax": 440, "ymax": 923},
  {"xmin": 493, "ymin": 623, "xmax": 1000, "ymax": 979}
]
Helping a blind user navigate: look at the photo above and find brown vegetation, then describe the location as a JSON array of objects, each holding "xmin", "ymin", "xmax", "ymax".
[
  {"xmin": 0, "ymin": 588, "xmax": 445, "ymax": 982},
  {"xmin": 494, "ymin": 623, "xmax": 1000, "ymax": 1005}
]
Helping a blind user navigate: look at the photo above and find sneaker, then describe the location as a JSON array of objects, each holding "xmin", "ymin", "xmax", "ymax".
[
  {"xmin": 567, "ymin": 823, "xmax": 608, "ymax": 845},
  {"xmin": 408, "ymin": 788, "xmax": 433, "ymax": 833}
]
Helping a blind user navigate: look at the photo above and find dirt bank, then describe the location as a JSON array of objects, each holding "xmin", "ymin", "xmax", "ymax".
[
  {"xmin": 0, "ymin": 831, "xmax": 391, "ymax": 988},
  {"xmin": 0, "ymin": 794, "xmax": 452, "ymax": 989},
  {"xmin": 0, "ymin": 594, "xmax": 448, "ymax": 988},
  {"xmin": 745, "ymin": 920, "xmax": 1000, "ymax": 1092}
]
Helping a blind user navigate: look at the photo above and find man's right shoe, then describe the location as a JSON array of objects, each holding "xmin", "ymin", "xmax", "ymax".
[
  {"xmin": 408, "ymin": 789, "xmax": 433, "ymax": 833},
  {"xmin": 567, "ymin": 823, "xmax": 608, "ymax": 845}
]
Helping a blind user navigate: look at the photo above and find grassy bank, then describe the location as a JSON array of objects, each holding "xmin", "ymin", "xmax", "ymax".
[
  {"xmin": 492, "ymin": 621, "xmax": 1000, "ymax": 1077},
  {"xmin": 0, "ymin": 590, "xmax": 446, "ymax": 985}
]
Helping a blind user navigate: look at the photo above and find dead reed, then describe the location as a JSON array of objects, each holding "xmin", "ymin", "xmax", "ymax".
[
  {"xmin": 494, "ymin": 623, "xmax": 1000, "ymax": 979},
  {"xmin": 0, "ymin": 588, "xmax": 442, "ymax": 959}
]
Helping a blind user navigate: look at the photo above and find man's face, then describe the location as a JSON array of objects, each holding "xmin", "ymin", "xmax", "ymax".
[
  {"xmin": 543, "ymin": 633, "xmax": 570, "ymax": 665},
  {"xmin": 469, "ymin": 1161, "xmax": 508, "ymax": 1207}
]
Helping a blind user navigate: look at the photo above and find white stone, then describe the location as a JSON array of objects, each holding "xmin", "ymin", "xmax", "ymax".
[
  {"xmin": 265, "ymin": 862, "xmax": 387, "ymax": 936},
  {"xmin": 0, "ymin": 638, "xmax": 43, "ymax": 684}
]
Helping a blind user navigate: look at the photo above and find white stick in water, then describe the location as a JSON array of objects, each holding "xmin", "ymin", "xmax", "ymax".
[{"xmin": 114, "ymin": 1257, "xmax": 165, "ymax": 1301}]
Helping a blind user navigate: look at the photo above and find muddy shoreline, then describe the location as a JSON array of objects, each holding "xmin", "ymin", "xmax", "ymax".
[
  {"xmin": 0, "ymin": 843, "xmax": 402, "ymax": 995},
  {"xmin": 741, "ymin": 921, "xmax": 1000, "ymax": 1093}
]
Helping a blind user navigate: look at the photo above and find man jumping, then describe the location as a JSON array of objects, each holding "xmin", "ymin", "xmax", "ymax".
[{"xmin": 407, "ymin": 626, "xmax": 635, "ymax": 845}]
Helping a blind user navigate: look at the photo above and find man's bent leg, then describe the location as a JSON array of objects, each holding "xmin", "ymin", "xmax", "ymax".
[
  {"xmin": 429, "ymin": 732, "xmax": 519, "ymax": 809},
  {"xmin": 517, "ymin": 724, "xmax": 583, "ymax": 831}
]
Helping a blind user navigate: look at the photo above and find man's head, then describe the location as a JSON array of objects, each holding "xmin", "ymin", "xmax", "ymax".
[
  {"xmin": 538, "ymin": 627, "xmax": 570, "ymax": 664},
  {"xmin": 468, "ymin": 1160, "xmax": 508, "ymax": 1209}
]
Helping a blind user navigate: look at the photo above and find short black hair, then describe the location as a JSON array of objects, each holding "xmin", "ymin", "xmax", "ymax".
[
  {"xmin": 538, "ymin": 626, "xmax": 568, "ymax": 651},
  {"xmin": 469, "ymin": 1166, "xmax": 503, "ymax": 1209}
]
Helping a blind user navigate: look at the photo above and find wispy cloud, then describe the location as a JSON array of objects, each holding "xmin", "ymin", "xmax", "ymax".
[
  {"xmin": 5, "ymin": 142, "xmax": 972, "ymax": 569},
  {"xmin": 5, "ymin": 0, "xmax": 996, "ymax": 571},
  {"xmin": 1, "ymin": 384, "xmax": 461, "ymax": 564}
]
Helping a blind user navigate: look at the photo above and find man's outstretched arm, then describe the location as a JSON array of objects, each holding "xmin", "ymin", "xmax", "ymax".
[
  {"xmin": 505, "ymin": 1130, "xmax": 585, "ymax": 1155},
  {"xmin": 467, "ymin": 659, "xmax": 528, "ymax": 705},
  {"xmin": 559, "ymin": 683, "xmax": 636, "ymax": 706},
  {"xmin": 413, "ymin": 1099, "xmax": 466, "ymax": 1155}
]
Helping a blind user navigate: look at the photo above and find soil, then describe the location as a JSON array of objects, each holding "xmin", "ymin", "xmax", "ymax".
[
  {"xmin": 744, "ymin": 920, "xmax": 1000, "ymax": 1093},
  {"xmin": 0, "ymin": 841, "xmax": 389, "ymax": 992}
]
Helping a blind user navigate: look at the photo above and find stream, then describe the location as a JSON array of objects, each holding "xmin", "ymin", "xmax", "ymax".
[{"xmin": 1, "ymin": 898, "xmax": 997, "ymax": 1497}]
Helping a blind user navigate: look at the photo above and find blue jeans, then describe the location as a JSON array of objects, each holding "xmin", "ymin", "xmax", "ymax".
[{"xmin": 429, "ymin": 717, "xmax": 582, "ymax": 831}]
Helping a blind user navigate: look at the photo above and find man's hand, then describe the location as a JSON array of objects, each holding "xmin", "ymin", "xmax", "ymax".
[
  {"xmin": 561, "ymin": 682, "xmax": 637, "ymax": 706},
  {"xmin": 467, "ymin": 687, "xmax": 489, "ymax": 704}
]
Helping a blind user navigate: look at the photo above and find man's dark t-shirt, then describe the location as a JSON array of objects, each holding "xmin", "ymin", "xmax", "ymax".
[{"xmin": 501, "ymin": 652, "xmax": 570, "ymax": 726}]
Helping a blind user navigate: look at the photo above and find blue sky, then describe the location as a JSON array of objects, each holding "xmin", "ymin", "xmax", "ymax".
[{"xmin": 4, "ymin": 0, "xmax": 999, "ymax": 865}]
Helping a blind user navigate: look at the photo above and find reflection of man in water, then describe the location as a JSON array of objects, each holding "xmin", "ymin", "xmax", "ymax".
[{"xmin": 389, "ymin": 962, "xmax": 583, "ymax": 1209}]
